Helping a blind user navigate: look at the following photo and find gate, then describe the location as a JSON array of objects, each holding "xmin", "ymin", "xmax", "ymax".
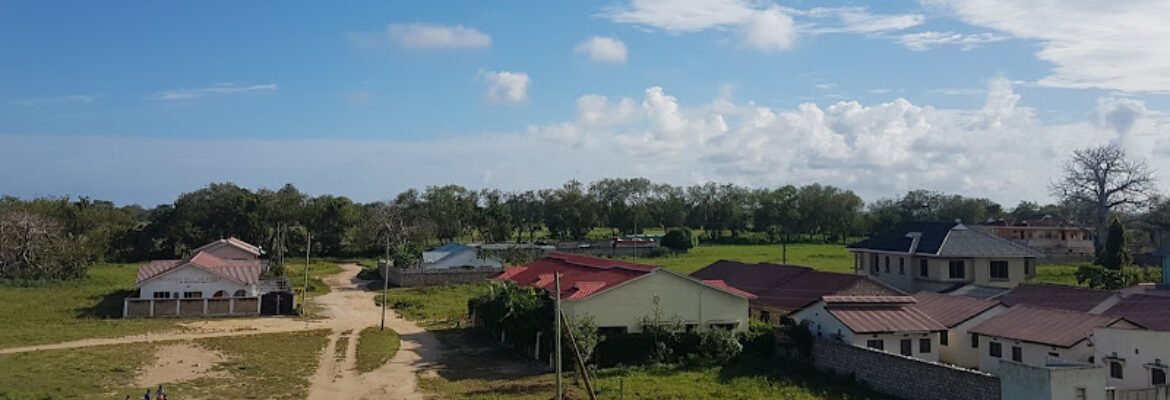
[{"xmin": 260, "ymin": 291, "xmax": 295, "ymax": 315}]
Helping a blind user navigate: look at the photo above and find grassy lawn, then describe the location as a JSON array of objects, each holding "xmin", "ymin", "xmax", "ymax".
[
  {"xmin": 165, "ymin": 330, "xmax": 330, "ymax": 400},
  {"xmin": 640, "ymin": 244, "xmax": 855, "ymax": 275},
  {"xmin": 378, "ymin": 283, "xmax": 491, "ymax": 329},
  {"xmin": 0, "ymin": 263, "xmax": 183, "ymax": 350},
  {"xmin": 0, "ymin": 341, "xmax": 156, "ymax": 399},
  {"xmin": 355, "ymin": 327, "xmax": 402, "ymax": 373},
  {"xmin": 282, "ymin": 259, "xmax": 342, "ymax": 317},
  {"xmin": 1034, "ymin": 264, "xmax": 1080, "ymax": 285}
]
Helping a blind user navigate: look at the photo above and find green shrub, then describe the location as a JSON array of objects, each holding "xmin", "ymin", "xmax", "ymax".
[
  {"xmin": 738, "ymin": 320, "xmax": 776, "ymax": 359},
  {"xmin": 661, "ymin": 227, "xmax": 696, "ymax": 253},
  {"xmin": 691, "ymin": 328, "xmax": 742, "ymax": 366}
]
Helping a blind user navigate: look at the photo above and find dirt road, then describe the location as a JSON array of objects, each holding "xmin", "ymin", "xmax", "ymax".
[{"xmin": 1, "ymin": 263, "xmax": 444, "ymax": 400}]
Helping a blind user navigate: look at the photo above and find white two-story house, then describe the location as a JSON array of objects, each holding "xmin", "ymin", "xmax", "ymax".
[{"xmin": 849, "ymin": 222, "xmax": 1042, "ymax": 293}]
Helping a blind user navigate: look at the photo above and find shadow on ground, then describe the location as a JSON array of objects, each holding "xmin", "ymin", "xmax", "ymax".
[{"xmin": 75, "ymin": 289, "xmax": 136, "ymax": 318}]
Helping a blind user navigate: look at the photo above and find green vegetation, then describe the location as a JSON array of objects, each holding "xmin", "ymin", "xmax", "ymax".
[
  {"xmin": 283, "ymin": 259, "xmax": 342, "ymax": 299},
  {"xmin": 641, "ymin": 244, "xmax": 855, "ymax": 275},
  {"xmin": 355, "ymin": 327, "xmax": 402, "ymax": 373},
  {"xmin": 1034, "ymin": 264, "xmax": 1080, "ymax": 285},
  {"xmin": 0, "ymin": 341, "xmax": 155, "ymax": 399},
  {"xmin": 0, "ymin": 263, "xmax": 181, "ymax": 349},
  {"xmin": 166, "ymin": 330, "xmax": 330, "ymax": 400},
  {"xmin": 378, "ymin": 283, "xmax": 491, "ymax": 329}
]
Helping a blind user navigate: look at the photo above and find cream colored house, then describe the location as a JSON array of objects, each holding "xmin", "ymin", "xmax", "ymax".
[
  {"xmin": 790, "ymin": 295, "xmax": 947, "ymax": 362},
  {"xmin": 189, "ymin": 237, "xmax": 262, "ymax": 261},
  {"xmin": 913, "ymin": 291, "xmax": 1008, "ymax": 368},
  {"xmin": 850, "ymin": 222, "xmax": 1042, "ymax": 293},
  {"xmin": 1092, "ymin": 327, "xmax": 1170, "ymax": 390},
  {"xmin": 496, "ymin": 252, "xmax": 754, "ymax": 333},
  {"xmin": 969, "ymin": 306, "xmax": 1142, "ymax": 375}
]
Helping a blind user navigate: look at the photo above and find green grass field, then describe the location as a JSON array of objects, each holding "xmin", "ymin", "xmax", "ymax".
[
  {"xmin": 379, "ymin": 283, "xmax": 491, "ymax": 329},
  {"xmin": 0, "ymin": 263, "xmax": 183, "ymax": 349},
  {"xmin": 282, "ymin": 260, "xmax": 343, "ymax": 317},
  {"xmin": 0, "ymin": 330, "xmax": 330, "ymax": 400},
  {"xmin": 355, "ymin": 327, "xmax": 402, "ymax": 373},
  {"xmin": 639, "ymin": 244, "xmax": 855, "ymax": 275}
]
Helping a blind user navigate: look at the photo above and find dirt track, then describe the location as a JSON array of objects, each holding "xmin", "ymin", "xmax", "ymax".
[{"xmin": 1, "ymin": 264, "xmax": 443, "ymax": 399}]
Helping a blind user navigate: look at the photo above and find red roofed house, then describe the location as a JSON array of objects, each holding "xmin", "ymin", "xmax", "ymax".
[
  {"xmin": 912, "ymin": 291, "xmax": 1007, "ymax": 368},
  {"xmin": 125, "ymin": 238, "xmax": 272, "ymax": 317},
  {"xmin": 495, "ymin": 252, "xmax": 754, "ymax": 334},
  {"xmin": 968, "ymin": 305, "xmax": 1143, "ymax": 375},
  {"xmin": 790, "ymin": 295, "xmax": 948, "ymax": 362}
]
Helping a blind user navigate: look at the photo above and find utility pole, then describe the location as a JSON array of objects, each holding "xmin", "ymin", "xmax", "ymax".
[
  {"xmin": 381, "ymin": 235, "xmax": 390, "ymax": 331},
  {"xmin": 303, "ymin": 232, "xmax": 311, "ymax": 302},
  {"xmin": 555, "ymin": 273, "xmax": 563, "ymax": 400}
]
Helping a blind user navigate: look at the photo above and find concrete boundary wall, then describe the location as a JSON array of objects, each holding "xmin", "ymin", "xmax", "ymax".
[
  {"xmin": 123, "ymin": 297, "xmax": 261, "ymax": 318},
  {"xmin": 813, "ymin": 338, "xmax": 1001, "ymax": 400},
  {"xmin": 380, "ymin": 263, "xmax": 500, "ymax": 287}
]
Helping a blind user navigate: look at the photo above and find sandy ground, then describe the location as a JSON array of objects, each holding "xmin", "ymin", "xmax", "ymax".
[
  {"xmin": 134, "ymin": 343, "xmax": 226, "ymax": 387},
  {"xmin": 2, "ymin": 263, "xmax": 444, "ymax": 399}
]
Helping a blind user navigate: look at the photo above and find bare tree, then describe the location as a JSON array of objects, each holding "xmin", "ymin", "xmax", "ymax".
[
  {"xmin": 0, "ymin": 211, "xmax": 87, "ymax": 280},
  {"xmin": 1050, "ymin": 144, "xmax": 1156, "ymax": 248}
]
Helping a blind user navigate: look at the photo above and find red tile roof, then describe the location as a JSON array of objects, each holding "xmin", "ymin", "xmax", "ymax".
[
  {"xmin": 913, "ymin": 291, "xmax": 1003, "ymax": 327},
  {"xmin": 701, "ymin": 280, "xmax": 758, "ymax": 299},
  {"xmin": 998, "ymin": 284, "xmax": 1117, "ymax": 313},
  {"xmin": 690, "ymin": 260, "xmax": 902, "ymax": 312},
  {"xmin": 190, "ymin": 237, "xmax": 262, "ymax": 256},
  {"xmin": 136, "ymin": 251, "xmax": 263, "ymax": 285},
  {"xmin": 1105, "ymin": 294, "xmax": 1170, "ymax": 331},
  {"xmin": 969, "ymin": 306, "xmax": 1132, "ymax": 348},
  {"xmin": 826, "ymin": 304, "xmax": 947, "ymax": 334},
  {"xmin": 495, "ymin": 252, "xmax": 750, "ymax": 300}
]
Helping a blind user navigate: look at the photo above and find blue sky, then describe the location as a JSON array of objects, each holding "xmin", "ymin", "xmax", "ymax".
[{"xmin": 2, "ymin": 0, "xmax": 1169, "ymax": 206}]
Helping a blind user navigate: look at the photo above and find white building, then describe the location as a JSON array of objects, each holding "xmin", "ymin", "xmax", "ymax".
[
  {"xmin": 913, "ymin": 291, "xmax": 1008, "ymax": 368},
  {"xmin": 999, "ymin": 360, "xmax": 1108, "ymax": 400},
  {"xmin": 189, "ymin": 237, "xmax": 262, "ymax": 261},
  {"xmin": 969, "ymin": 305, "xmax": 1142, "ymax": 375},
  {"xmin": 1092, "ymin": 327, "xmax": 1170, "ymax": 390},
  {"xmin": 136, "ymin": 250, "xmax": 263, "ymax": 300},
  {"xmin": 421, "ymin": 242, "xmax": 503, "ymax": 270},
  {"xmin": 791, "ymin": 295, "xmax": 946, "ymax": 362}
]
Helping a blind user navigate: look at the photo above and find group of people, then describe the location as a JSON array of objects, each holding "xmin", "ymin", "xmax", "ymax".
[{"xmin": 126, "ymin": 385, "xmax": 167, "ymax": 400}]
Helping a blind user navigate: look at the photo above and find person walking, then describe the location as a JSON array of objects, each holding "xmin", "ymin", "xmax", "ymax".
[
  {"xmin": 143, "ymin": 388, "xmax": 151, "ymax": 400},
  {"xmin": 156, "ymin": 384, "xmax": 167, "ymax": 400}
]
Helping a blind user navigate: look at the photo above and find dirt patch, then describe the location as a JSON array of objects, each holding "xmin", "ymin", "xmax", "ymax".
[{"xmin": 134, "ymin": 343, "xmax": 227, "ymax": 387}]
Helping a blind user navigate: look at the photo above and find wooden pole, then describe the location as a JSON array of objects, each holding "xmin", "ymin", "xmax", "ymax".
[
  {"xmin": 555, "ymin": 273, "xmax": 563, "ymax": 400},
  {"xmin": 381, "ymin": 236, "xmax": 390, "ymax": 331},
  {"xmin": 560, "ymin": 310, "xmax": 597, "ymax": 400},
  {"xmin": 304, "ymin": 232, "xmax": 311, "ymax": 306}
]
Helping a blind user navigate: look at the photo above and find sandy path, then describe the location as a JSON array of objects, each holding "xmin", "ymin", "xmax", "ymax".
[{"xmin": 1, "ymin": 264, "xmax": 445, "ymax": 400}]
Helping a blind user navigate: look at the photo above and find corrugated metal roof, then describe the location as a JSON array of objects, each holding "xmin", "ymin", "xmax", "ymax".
[
  {"xmin": 824, "ymin": 295, "xmax": 917, "ymax": 305},
  {"xmin": 190, "ymin": 237, "xmax": 262, "ymax": 256},
  {"xmin": 690, "ymin": 260, "xmax": 902, "ymax": 312},
  {"xmin": 969, "ymin": 306, "xmax": 1128, "ymax": 347},
  {"xmin": 912, "ymin": 291, "xmax": 1002, "ymax": 327},
  {"xmin": 494, "ymin": 252, "xmax": 750, "ymax": 300},
  {"xmin": 1105, "ymin": 294, "xmax": 1170, "ymax": 331},
  {"xmin": 702, "ymin": 280, "xmax": 758, "ymax": 299},
  {"xmin": 137, "ymin": 251, "xmax": 262, "ymax": 286},
  {"xmin": 848, "ymin": 222, "xmax": 1041, "ymax": 258},
  {"xmin": 998, "ymin": 284, "xmax": 1118, "ymax": 313},
  {"xmin": 828, "ymin": 305, "xmax": 947, "ymax": 334}
]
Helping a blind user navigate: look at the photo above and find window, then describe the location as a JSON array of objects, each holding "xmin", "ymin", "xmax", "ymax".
[
  {"xmin": 1153, "ymin": 368, "xmax": 1167, "ymax": 386},
  {"xmin": 1110, "ymin": 361, "xmax": 1124, "ymax": 379},
  {"xmin": 212, "ymin": 290, "xmax": 228, "ymax": 298},
  {"xmin": 940, "ymin": 331, "xmax": 949, "ymax": 346},
  {"xmin": 1075, "ymin": 388, "xmax": 1086, "ymax": 400},
  {"xmin": 1049, "ymin": 352, "xmax": 1061, "ymax": 359},
  {"xmin": 919, "ymin": 259, "xmax": 929, "ymax": 278},
  {"xmin": 1024, "ymin": 260, "xmax": 1034, "ymax": 277},
  {"xmin": 971, "ymin": 333, "xmax": 979, "ymax": 348},
  {"xmin": 949, "ymin": 260, "xmax": 967, "ymax": 279},
  {"xmin": 990, "ymin": 261, "xmax": 1010, "ymax": 280},
  {"xmin": 989, "ymin": 342, "xmax": 1002, "ymax": 358},
  {"xmin": 597, "ymin": 326, "xmax": 628, "ymax": 337},
  {"xmin": 233, "ymin": 289, "xmax": 247, "ymax": 297},
  {"xmin": 1012, "ymin": 346, "xmax": 1023, "ymax": 362},
  {"xmin": 867, "ymin": 340, "xmax": 884, "ymax": 351},
  {"xmin": 899, "ymin": 258, "xmax": 905, "ymax": 275},
  {"xmin": 709, "ymin": 322, "xmax": 737, "ymax": 331},
  {"xmin": 884, "ymin": 257, "xmax": 890, "ymax": 273},
  {"xmin": 900, "ymin": 339, "xmax": 913, "ymax": 356},
  {"xmin": 759, "ymin": 310, "xmax": 771, "ymax": 324},
  {"xmin": 182, "ymin": 291, "xmax": 203, "ymax": 299},
  {"xmin": 919, "ymin": 338, "xmax": 931, "ymax": 354},
  {"xmin": 871, "ymin": 254, "xmax": 879, "ymax": 273},
  {"xmin": 152, "ymin": 292, "xmax": 171, "ymax": 299}
]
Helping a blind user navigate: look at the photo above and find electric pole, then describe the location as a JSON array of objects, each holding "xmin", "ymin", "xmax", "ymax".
[
  {"xmin": 381, "ymin": 235, "xmax": 390, "ymax": 331},
  {"xmin": 303, "ymin": 232, "xmax": 311, "ymax": 302},
  {"xmin": 555, "ymin": 272, "xmax": 563, "ymax": 400}
]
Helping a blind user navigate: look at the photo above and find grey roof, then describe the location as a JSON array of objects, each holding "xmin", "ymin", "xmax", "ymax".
[{"xmin": 850, "ymin": 222, "xmax": 1041, "ymax": 258}]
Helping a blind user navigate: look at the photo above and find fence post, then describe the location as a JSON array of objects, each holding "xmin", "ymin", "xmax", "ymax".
[
  {"xmin": 175, "ymin": 299, "xmax": 180, "ymax": 316},
  {"xmin": 149, "ymin": 299, "xmax": 155, "ymax": 317},
  {"xmin": 203, "ymin": 299, "xmax": 209, "ymax": 315},
  {"xmin": 123, "ymin": 298, "xmax": 129, "ymax": 318},
  {"xmin": 256, "ymin": 296, "xmax": 262, "ymax": 315}
]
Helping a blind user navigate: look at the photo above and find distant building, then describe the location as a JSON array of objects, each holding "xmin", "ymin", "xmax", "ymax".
[
  {"xmin": 1091, "ymin": 327, "xmax": 1170, "ymax": 390},
  {"xmin": 968, "ymin": 306, "xmax": 1142, "ymax": 375},
  {"xmin": 420, "ymin": 242, "xmax": 503, "ymax": 270},
  {"xmin": 494, "ymin": 252, "xmax": 754, "ymax": 333},
  {"xmin": 690, "ymin": 260, "xmax": 903, "ymax": 325},
  {"xmin": 913, "ymin": 291, "xmax": 1008, "ymax": 368},
  {"xmin": 849, "ymin": 222, "xmax": 1042, "ymax": 293},
  {"xmin": 978, "ymin": 216, "xmax": 1095, "ymax": 262},
  {"xmin": 791, "ymin": 295, "xmax": 947, "ymax": 362}
]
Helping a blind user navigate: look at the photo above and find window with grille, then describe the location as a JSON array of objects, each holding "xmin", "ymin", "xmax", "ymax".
[
  {"xmin": 949, "ymin": 260, "xmax": 966, "ymax": 279},
  {"xmin": 989, "ymin": 342, "xmax": 1002, "ymax": 358},
  {"xmin": 990, "ymin": 261, "xmax": 1010, "ymax": 280}
]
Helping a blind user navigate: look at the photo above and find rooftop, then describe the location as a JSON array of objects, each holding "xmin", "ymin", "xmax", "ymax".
[
  {"xmin": 495, "ymin": 252, "xmax": 749, "ymax": 301},
  {"xmin": 1104, "ymin": 294, "xmax": 1170, "ymax": 331},
  {"xmin": 998, "ymin": 284, "xmax": 1117, "ymax": 313},
  {"xmin": 137, "ymin": 250, "xmax": 263, "ymax": 286},
  {"xmin": 690, "ymin": 260, "xmax": 902, "ymax": 312},
  {"xmin": 912, "ymin": 291, "xmax": 1002, "ymax": 327},
  {"xmin": 969, "ymin": 305, "xmax": 1131, "ymax": 348},
  {"xmin": 824, "ymin": 296, "xmax": 946, "ymax": 334},
  {"xmin": 848, "ymin": 222, "xmax": 1041, "ymax": 258}
]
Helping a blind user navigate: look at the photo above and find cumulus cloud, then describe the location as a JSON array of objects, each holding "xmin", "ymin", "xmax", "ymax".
[
  {"xmin": 151, "ymin": 83, "xmax": 277, "ymax": 101},
  {"xmin": 7, "ymin": 79, "xmax": 1168, "ymax": 207},
  {"xmin": 899, "ymin": 31, "xmax": 1008, "ymax": 51},
  {"xmin": 575, "ymin": 36, "xmax": 628, "ymax": 63},
  {"xmin": 926, "ymin": 0, "xmax": 1170, "ymax": 92},
  {"xmin": 603, "ymin": 0, "xmax": 919, "ymax": 53},
  {"xmin": 479, "ymin": 71, "xmax": 530, "ymax": 103},
  {"xmin": 352, "ymin": 23, "xmax": 491, "ymax": 50}
]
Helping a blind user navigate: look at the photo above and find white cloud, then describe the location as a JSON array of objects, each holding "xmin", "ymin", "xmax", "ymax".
[
  {"xmin": 926, "ymin": 0, "xmax": 1170, "ymax": 92},
  {"xmin": 13, "ymin": 94, "xmax": 97, "ymax": 107},
  {"xmin": 152, "ymin": 83, "xmax": 277, "ymax": 101},
  {"xmin": 385, "ymin": 23, "xmax": 491, "ymax": 49},
  {"xmin": 479, "ymin": 71, "xmax": 530, "ymax": 103},
  {"xmin": 898, "ymin": 31, "xmax": 1007, "ymax": 51},
  {"xmin": 9, "ymin": 78, "xmax": 1169, "ymax": 207},
  {"xmin": 603, "ymin": 1, "xmax": 919, "ymax": 53},
  {"xmin": 575, "ymin": 36, "xmax": 629, "ymax": 63},
  {"xmin": 931, "ymin": 88, "xmax": 985, "ymax": 96}
]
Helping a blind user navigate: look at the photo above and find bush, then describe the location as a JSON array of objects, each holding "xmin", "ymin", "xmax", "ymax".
[
  {"xmin": 738, "ymin": 320, "xmax": 776, "ymax": 359},
  {"xmin": 690, "ymin": 328, "xmax": 742, "ymax": 366},
  {"xmin": 661, "ymin": 227, "xmax": 695, "ymax": 253},
  {"xmin": 1076, "ymin": 265, "xmax": 1159, "ymax": 289},
  {"xmin": 594, "ymin": 333, "xmax": 657, "ymax": 367}
]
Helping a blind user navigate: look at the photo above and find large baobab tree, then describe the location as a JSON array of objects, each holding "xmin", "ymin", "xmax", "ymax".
[{"xmin": 1050, "ymin": 144, "xmax": 1156, "ymax": 249}]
